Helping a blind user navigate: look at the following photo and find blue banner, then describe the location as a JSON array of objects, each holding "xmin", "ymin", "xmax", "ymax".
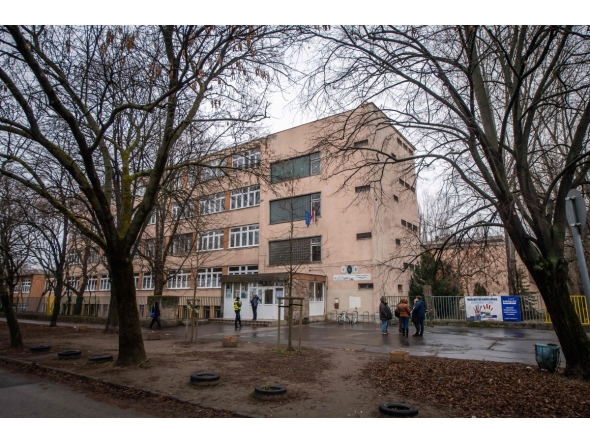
[{"xmin": 501, "ymin": 296, "xmax": 522, "ymax": 322}]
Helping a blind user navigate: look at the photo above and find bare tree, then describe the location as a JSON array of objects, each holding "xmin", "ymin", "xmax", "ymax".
[
  {"xmin": 0, "ymin": 25, "xmax": 292, "ymax": 365},
  {"xmin": 302, "ymin": 26, "xmax": 590, "ymax": 377}
]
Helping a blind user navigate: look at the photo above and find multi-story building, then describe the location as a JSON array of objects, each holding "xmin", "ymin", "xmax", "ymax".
[{"xmin": 65, "ymin": 104, "xmax": 420, "ymax": 322}]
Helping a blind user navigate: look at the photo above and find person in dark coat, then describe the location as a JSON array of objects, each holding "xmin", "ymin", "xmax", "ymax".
[
  {"xmin": 412, "ymin": 296, "xmax": 426, "ymax": 336},
  {"xmin": 234, "ymin": 296, "xmax": 242, "ymax": 328},
  {"xmin": 250, "ymin": 294, "xmax": 259, "ymax": 321},
  {"xmin": 149, "ymin": 302, "xmax": 161, "ymax": 329},
  {"xmin": 379, "ymin": 296, "xmax": 393, "ymax": 335}
]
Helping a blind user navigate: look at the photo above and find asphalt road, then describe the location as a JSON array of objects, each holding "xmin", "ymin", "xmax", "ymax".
[{"xmin": 0, "ymin": 368, "xmax": 151, "ymax": 418}]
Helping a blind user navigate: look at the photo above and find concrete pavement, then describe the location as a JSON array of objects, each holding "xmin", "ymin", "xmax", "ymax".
[{"xmin": 0, "ymin": 368, "xmax": 151, "ymax": 417}]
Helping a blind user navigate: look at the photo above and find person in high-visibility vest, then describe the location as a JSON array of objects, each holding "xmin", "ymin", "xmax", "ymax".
[{"xmin": 234, "ymin": 296, "xmax": 242, "ymax": 328}]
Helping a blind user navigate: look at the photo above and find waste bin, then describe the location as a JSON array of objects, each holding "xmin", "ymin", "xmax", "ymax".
[{"xmin": 535, "ymin": 343, "xmax": 561, "ymax": 373}]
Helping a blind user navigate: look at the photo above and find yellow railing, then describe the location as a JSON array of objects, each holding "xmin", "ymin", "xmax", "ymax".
[{"xmin": 544, "ymin": 295, "xmax": 590, "ymax": 325}]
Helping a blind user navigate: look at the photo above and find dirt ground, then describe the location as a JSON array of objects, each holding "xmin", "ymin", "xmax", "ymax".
[{"xmin": 2, "ymin": 323, "xmax": 588, "ymax": 417}]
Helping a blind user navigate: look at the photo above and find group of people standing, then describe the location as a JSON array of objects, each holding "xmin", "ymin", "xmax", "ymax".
[
  {"xmin": 379, "ymin": 295, "xmax": 426, "ymax": 337},
  {"xmin": 234, "ymin": 293, "xmax": 260, "ymax": 328}
]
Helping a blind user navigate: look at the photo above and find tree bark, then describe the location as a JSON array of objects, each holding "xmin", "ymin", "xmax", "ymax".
[
  {"xmin": 103, "ymin": 286, "xmax": 118, "ymax": 334},
  {"xmin": 109, "ymin": 253, "xmax": 146, "ymax": 366},
  {"xmin": 0, "ymin": 284, "xmax": 23, "ymax": 348},
  {"xmin": 49, "ymin": 276, "xmax": 64, "ymax": 327},
  {"xmin": 504, "ymin": 232, "xmax": 518, "ymax": 295}
]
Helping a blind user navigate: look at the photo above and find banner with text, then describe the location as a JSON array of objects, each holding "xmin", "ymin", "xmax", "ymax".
[
  {"xmin": 500, "ymin": 296, "xmax": 522, "ymax": 322},
  {"xmin": 465, "ymin": 296, "xmax": 503, "ymax": 321}
]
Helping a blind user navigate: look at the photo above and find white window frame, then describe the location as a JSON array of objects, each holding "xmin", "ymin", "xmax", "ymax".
[
  {"xmin": 145, "ymin": 239, "xmax": 155, "ymax": 258},
  {"xmin": 171, "ymin": 202, "xmax": 194, "ymax": 220},
  {"xmin": 199, "ymin": 192, "xmax": 225, "ymax": 215},
  {"xmin": 68, "ymin": 251, "xmax": 81, "ymax": 264},
  {"xmin": 21, "ymin": 279, "xmax": 31, "ymax": 294},
  {"xmin": 142, "ymin": 273, "xmax": 154, "ymax": 290},
  {"xmin": 230, "ymin": 185, "xmax": 260, "ymax": 210},
  {"xmin": 229, "ymin": 224, "xmax": 259, "ymax": 248},
  {"xmin": 198, "ymin": 230, "xmax": 224, "ymax": 251},
  {"xmin": 87, "ymin": 276, "xmax": 97, "ymax": 292},
  {"xmin": 167, "ymin": 270, "xmax": 191, "ymax": 290},
  {"xmin": 148, "ymin": 212, "xmax": 157, "ymax": 225},
  {"xmin": 228, "ymin": 265, "xmax": 259, "ymax": 275},
  {"xmin": 99, "ymin": 275, "xmax": 111, "ymax": 291},
  {"xmin": 197, "ymin": 267, "xmax": 222, "ymax": 288},
  {"xmin": 134, "ymin": 273, "xmax": 139, "ymax": 290},
  {"xmin": 201, "ymin": 159, "xmax": 225, "ymax": 181},
  {"xmin": 67, "ymin": 276, "xmax": 79, "ymax": 291},
  {"xmin": 88, "ymin": 249, "xmax": 100, "ymax": 263},
  {"xmin": 170, "ymin": 233, "xmax": 193, "ymax": 255},
  {"xmin": 232, "ymin": 149, "xmax": 261, "ymax": 171}
]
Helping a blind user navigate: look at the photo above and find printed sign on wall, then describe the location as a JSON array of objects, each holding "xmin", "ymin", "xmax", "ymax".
[
  {"xmin": 465, "ymin": 296, "xmax": 503, "ymax": 321},
  {"xmin": 500, "ymin": 296, "xmax": 522, "ymax": 322}
]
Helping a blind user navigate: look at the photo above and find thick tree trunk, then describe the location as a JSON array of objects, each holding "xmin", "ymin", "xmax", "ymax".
[
  {"xmin": 49, "ymin": 277, "xmax": 64, "ymax": 327},
  {"xmin": 0, "ymin": 285, "xmax": 23, "ymax": 348},
  {"xmin": 73, "ymin": 293, "xmax": 83, "ymax": 316},
  {"xmin": 504, "ymin": 232, "xmax": 518, "ymax": 295},
  {"xmin": 109, "ymin": 254, "xmax": 146, "ymax": 366},
  {"xmin": 103, "ymin": 287, "xmax": 118, "ymax": 334},
  {"xmin": 529, "ymin": 257, "xmax": 590, "ymax": 379}
]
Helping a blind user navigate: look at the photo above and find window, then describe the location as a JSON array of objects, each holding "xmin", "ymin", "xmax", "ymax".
[
  {"xmin": 68, "ymin": 251, "xmax": 81, "ymax": 264},
  {"xmin": 198, "ymin": 230, "xmax": 224, "ymax": 251},
  {"xmin": 309, "ymin": 282, "xmax": 324, "ymax": 301},
  {"xmin": 99, "ymin": 275, "xmax": 111, "ymax": 291},
  {"xmin": 228, "ymin": 265, "xmax": 259, "ymax": 275},
  {"xmin": 142, "ymin": 273, "xmax": 154, "ymax": 290},
  {"xmin": 170, "ymin": 233, "xmax": 193, "ymax": 255},
  {"xmin": 232, "ymin": 148, "xmax": 260, "ymax": 171},
  {"xmin": 88, "ymin": 249, "xmax": 100, "ymax": 263},
  {"xmin": 145, "ymin": 239, "xmax": 155, "ymax": 258},
  {"xmin": 356, "ymin": 232, "xmax": 372, "ymax": 240},
  {"xmin": 136, "ymin": 183, "xmax": 146, "ymax": 197},
  {"xmin": 229, "ymin": 224, "xmax": 259, "ymax": 248},
  {"xmin": 358, "ymin": 283, "xmax": 374, "ymax": 290},
  {"xmin": 399, "ymin": 178, "xmax": 416, "ymax": 193},
  {"xmin": 270, "ymin": 193, "xmax": 321, "ymax": 224},
  {"xmin": 396, "ymin": 239, "xmax": 401, "ymax": 246},
  {"xmin": 397, "ymin": 137, "xmax": 403, "ymax": 147},
  {"xmin": 87, "ymin": 276, "xmax": 97, "ymax": 291},
  {"xmin": 134, "ymin": 273, "xmax": 139, "ymax": 290},
  {"xmin": 201, "ymin": 158, "xmax": 225, "ymax": 181},
  {"xmin": 148, "ymin": 212, "xmax": 157, "ymax": 225},
  {"xmin": 403, "ymin": 262, "xmax": 415, "ymax": 271},
  {"xmin": 199, "ymin": 192, "xmax": 225, "ymax": 215},
  {"xmin": 67, "ymin": 276, "xmax": 79, "ymax": 291},
  {"xmin": 401, "ymin": 219, "xmax": 407, "ymax": 227},
  {"xmin": 167, "ymin": 270, "xmax": 191, "ymax": 289},
  {"xmin": 21, "ymin": 279, "xmax": 31, "ymax": 294},
  {"xmin": 197, "ymin": 267, "xmax": 222, "ymax": 288},
  {"xmin": 268, "ymin": 236, "xmax": 322, "ymax": 266},
  {"xmin": 355, "ymin": 185, "xmax": 370, "ymax": 193},
  {"xmin": 353, "ymin": 139, "xmax": 368, "ymax": 148},
  {"xmin": 45, "ymin": 280, "xmax": 54, "ymax": 292},
  {"xmin": 230, "ymin": 185, "xmax": 260, "ymax": 210},
  {"xmin": 171, "ymin": 202, "xmax": 194, "ymax": 220},
  {"xmin": 270, "ymin": 152, "xmax": 321, "ymax": 184},
  {"xmin": 398, "ymin": 284, "xmax": 403, "ymax": 294},
  {"xmin": 393, "ymin": 195, "xmax": 399, "ymax": 202}
]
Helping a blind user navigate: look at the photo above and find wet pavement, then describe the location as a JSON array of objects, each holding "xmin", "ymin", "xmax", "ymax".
[
  {"xmin": 165, "ymin": 321, "xmax": 574, "ymax": 367},
  {"xmin": 3, "ymin": 317, "xmax": 578, "ymax": 366}
]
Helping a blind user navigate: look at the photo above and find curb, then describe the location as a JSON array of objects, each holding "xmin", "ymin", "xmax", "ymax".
[{"xmin": 0, "ymin": 356, "xmax": 263, "ymax": 418}]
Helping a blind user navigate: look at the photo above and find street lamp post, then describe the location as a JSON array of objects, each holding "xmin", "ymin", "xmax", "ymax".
[{"xmin": 565, "ymin": 189, "xmax": 590, "ymax": 309}]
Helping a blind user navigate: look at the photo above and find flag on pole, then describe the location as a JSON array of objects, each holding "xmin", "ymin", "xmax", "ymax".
[{"xmin": 305, "ymin": 210, "xmax": 311, "ymax": 227}]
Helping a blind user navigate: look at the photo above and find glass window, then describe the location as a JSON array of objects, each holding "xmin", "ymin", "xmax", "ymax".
[
  {"xmin": 88, "ymin": 249, "xmax": 100, "ymax": 263},
  {"xmin": 87, "ymin": 276, "xmax": 97, "ymax": 291},
  {"xmin": 171, "ymin": 202, "xmax": 194, "ymax": 220},
  {"xmin": 167, "ymin": 270, "xmax": 191, "ymax": 289},
  {"xmin": 21, "ymin": 279, "xmax": 32, "ymax": 293},
  {"xmin": 199, "ymin": 192, "xmax": 225, "ymax": 215},
  {"xmin": 264, "ymin": 288, "xmax": 274, "ymax": 305},
  {"xmin": 145, "ymin": 239, "xmax": 156, "ymax": 258},
  {"xmin": 228, "ymin": 265, "xmax": 259, "ymax": 275},
  {"xmin": 99, "ymin": 275, "xmax": 111, "ymax": 291},
  {"xmin": 170, "ymin": 233, "xmax": 194, "ymax": 255},
  {"xmin": 201, "ymin": 158, "xmax": 225, "ymax": 181},
  {"xmin": 148, "ymin": 212, "xmax": 157, "ymax": 225},
  {"xmin": 197, "ymin": 268, "xmax": 222, "ymax": 288},
  {"xmin": 270, "ymin": 152, "xmax": 320, "ymax": 184},
  {"xmin": 134, "ymin": 273, "xmax": 139, "ymax": 290},
  {"xmin": 229, "ymin": 224, "xmax": 259, "ymax": 248},
  {"xmin": 268, "ymin": 236, "xmax": 322, "ymax": 266},
  {"xmin": 230, "ymin": 185, "xmax": 260, "ymax": 210},
  {"xmin": 142, "ymin": 273, "xmax": 154, "ymax": 290},
  {"xmin": 67, "ymin": 276, "xmax": 79, "ymax": 291},
  {"xmin": 269, "ymin": 193, "xmax": 321, "ymax": 224},
  {"xmin": 198, "ymin": 230, "xmax": 224, "ymax": 251},
  {"xmin": 232, "ymin": 149, "xmax": 260, "ymax": 171}
]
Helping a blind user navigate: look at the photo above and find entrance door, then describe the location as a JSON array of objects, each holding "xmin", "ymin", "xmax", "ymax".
[{"xmin": 258, "ymin": 286, "xmax": 284, "ymax": 320}]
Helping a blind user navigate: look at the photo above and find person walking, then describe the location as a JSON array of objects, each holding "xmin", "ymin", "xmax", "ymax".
[
  {"xmin": 379, "ymin": 296, "xmax": 393, "ymax": 335},
  {"xmin": 396, "ymin": 297, "xmax": 411, "ymax": 337},
  {"xmin": 250, "ymin": 294, "xmax": 259, "ymax": 321},
  {"xmin": 149, "ymin": 302, "xmax": 161, "ymax": 329},
  {"xmin": 234, "ymin": 295, "xmax": 242, "ymax": 328},
  {"xmin": 412, "ymin": 295, "xmax": 426, "ymax": 336}
]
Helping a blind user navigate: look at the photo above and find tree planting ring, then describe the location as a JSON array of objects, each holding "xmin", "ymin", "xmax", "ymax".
[
  {"xmin": 190, "ymin": 372, "xmax": 220, "ymax": 386},
  {"xmin": 254, "ymin": 384, "xmax": 287, "ymax": 400},
  {"xmin": 379, "ymin": 403, "xmax": 419, "ymax": 417},
  {"xmin": 57, "ymin": 350, "xmax": 82, "ymax": 360},
  {"xmin": 30, "ymin": 345, "xmax": 51, "ymax": 353},
  {"xmin": 88, "ymin": 354, "xmax": 113, "ymax": 363}
]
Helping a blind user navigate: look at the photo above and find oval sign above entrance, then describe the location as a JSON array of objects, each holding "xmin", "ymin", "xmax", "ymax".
[{"xmin": 347, "ymin": 265, "xmax": 352, "ymax": 274}]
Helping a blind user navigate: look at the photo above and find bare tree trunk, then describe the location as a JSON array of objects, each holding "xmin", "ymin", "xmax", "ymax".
[
  {"xmin": 504, "ymin": 231, "xmax": 518, "ymax": 295},
  {"xmin": 49, "ymin": 277, "xmax": 64, "ymax": 327},
  {"xmin": 103, "ymin": 287, "xmax": 119, "ymax": 334},
  {"xmin": 0, "ymin": 283, "xmax": 22, "ymax": 348}
]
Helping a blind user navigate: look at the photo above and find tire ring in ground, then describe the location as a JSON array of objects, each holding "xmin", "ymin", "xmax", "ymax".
[
  {"xmin": 30, "ymin": 345, "xmax": 51, "ymax": 353},
  {"xmin": 379, "ymin": 403, "xmax": 419, "ymax": 418},
  {"xmin": 88, "ymin": 354, "xmax": 113, "ymax": 363},
  {"xmin": 190, "ymin": 372, "xmax": 220, "ymax": 387},
  {"xmin": 57, "ymin": 350, "xmax": 82, "ymax": 360},
  {"xmin": 253, "ymin": 385, "xmax": 287, "ymax": 401}
]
